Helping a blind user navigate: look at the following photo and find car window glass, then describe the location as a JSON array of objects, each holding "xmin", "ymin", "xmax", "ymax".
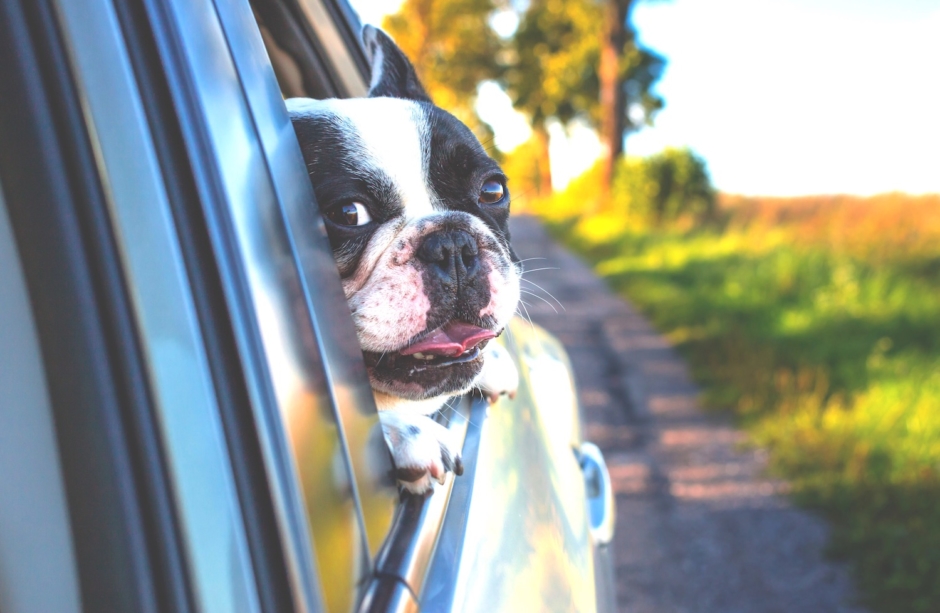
[
  {"xmin": 0, "ymin": 182, "xmax": 82, "ymax": 613},
  {"xmin": 156, "ymin": 0, "xmax": 400, "ymax": 609},
  {"xmin": 230, "ymin": 0, "xmax": 402, "ymax": 560}
]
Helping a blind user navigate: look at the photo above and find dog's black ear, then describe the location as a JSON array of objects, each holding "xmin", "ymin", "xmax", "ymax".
[{"xmin": 362, "ymin": 25, "xmax": 432, "ymax": 103}]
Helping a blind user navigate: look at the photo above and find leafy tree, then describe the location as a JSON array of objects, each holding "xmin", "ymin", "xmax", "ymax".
[
  {"xmin": 502, "ymin": 0, "xmax": 665, "ymax": 196},
  {"xmin": 527, "ymin": 147, "xmax": 714, "ymax": 226},
  {"xmin": 382, "ymin": 0, "xmax": 665, "ymax": 198},
  {"xmin": 499, "ymin": 135, "xmax": 552, "ymax": 209},
  {"xmin": 383, "ymin": 0, "xmax": 503, "ymax": 131},
  {"xmin": 599, "ymin": 0, "xmax": 665, "ymax": 191},
  {"xmin": 502, "ymin": 0, "xmax": 601, "ymax": 195},
  {"xmin": 598, "ymin": 0, "xmax": 666, "ymax": 188}
]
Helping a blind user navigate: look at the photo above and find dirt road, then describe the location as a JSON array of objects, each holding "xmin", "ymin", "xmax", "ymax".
[{"xmin": 509, "ymin": 216, "xmax": 868, "ymax": 613}]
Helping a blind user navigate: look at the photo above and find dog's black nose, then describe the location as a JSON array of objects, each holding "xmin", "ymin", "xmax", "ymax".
[{"xmin": 417, "ymin": 229, "xmax": 480, "ymax": 286}]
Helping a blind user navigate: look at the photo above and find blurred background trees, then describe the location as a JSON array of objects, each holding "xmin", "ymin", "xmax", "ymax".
[
  {"xmin": 539, "ymin": 147, "xmax": 714, "ymax": 226},
  {"xmin": 383, "ymin": 0, "xmax": 667, "ymax": 197},
  {"xmin": 502, "ymin": 0, "xmax": 601, "ymax": 195},
  {"xmin": 632, "ymin": 147, "xmax": 715, "ymax": 223},
  {"xmin": 383, "ymin": 0, "xmax": 503, "ymax": 132},
  {"xmin": 598, "ymin": 0, "xmax": 665, "ymax": 191}
]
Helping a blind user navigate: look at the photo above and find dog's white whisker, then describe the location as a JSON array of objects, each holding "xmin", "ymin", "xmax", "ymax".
[
  {"xmin": 516, "ymin": 300, "xmax": 536, "ymax": 332},
  {"xmin": 520, "ymin": 278, "xmax": 566, "ymax": 311},
  {"xmin": 519, "ymin": 265, "xmax": 554, "ymax": 273},
  {"xmin": 508, "ymin": 186, "xmax": 538, "ymax": 202},
  {"xmin": 520, "ymin": 289, "xmax": 559, "ymax": 314},
  {"xmin": 519, "ymin": 267, "xmax": 560, "ymax": 275},
  {"xmin": 438, "ymin": 399, "xmax": 482, "ymax": 430}
]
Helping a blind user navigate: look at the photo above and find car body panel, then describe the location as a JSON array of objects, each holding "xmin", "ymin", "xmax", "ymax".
[{"xmin": 444, "ymin": 321, "xmax": 598, "ymax": 613}]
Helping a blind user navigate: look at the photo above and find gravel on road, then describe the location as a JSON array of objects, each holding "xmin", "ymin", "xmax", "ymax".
[{"xmin": 509, "ymin": 215, "xmax": 868, "ymax": 613}]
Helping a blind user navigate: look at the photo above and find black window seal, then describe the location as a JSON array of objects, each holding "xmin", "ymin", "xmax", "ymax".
[
  {"xmin": 250, "ymin": 0, "xmax": 370, "ymax": 99},
  {"xmin": 318, "ymin": 0, "xmax": 370, "ymax": 78}
]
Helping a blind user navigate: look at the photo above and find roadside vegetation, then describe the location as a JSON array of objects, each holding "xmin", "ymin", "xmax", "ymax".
[{"xmin": 519, "ymin": 158, "xmax": 940, "ymax": 611}]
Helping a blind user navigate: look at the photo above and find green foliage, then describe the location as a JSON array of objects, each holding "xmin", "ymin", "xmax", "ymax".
[
  {"xmin": 500, "ymin": 0, "xmax": 664, "ymax": 135},
  {"xmin": 382, "ymin": 0, "xmax": 666, "ymax": 147},
  {"xmin": 383, "ymin": 0, "xmax": 503, "ymax": 127},
  {"xmin": 617, "ymin": 39, "xmax": 666, "ymax": 134},
  {"xmin": 532, "ymin": 147, "xmax": 715, "ymax": 224},
  {"xmin": 500, "ymin": 135, "xmax": 551, "ymax": 206},
  {"xmin": 613, "ymin": 148, "xmax": 716, "ymax": 223},
  {"xmin": 548, "ymin": 200, "xmax": 940, "ymax": 613},
  {"xmin": 503, "ymin": 0, "xmax": 601, "ymax": 128}
]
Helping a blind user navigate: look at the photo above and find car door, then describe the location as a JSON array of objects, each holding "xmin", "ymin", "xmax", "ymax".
[{"xmin": 1, "ymin": 0, "xmax": 367, "ymax": 611}]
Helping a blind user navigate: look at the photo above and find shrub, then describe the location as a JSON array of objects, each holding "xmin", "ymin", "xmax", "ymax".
[
  {"xmin": 524, "ymin": 146, "xmax": 716, "ymax": 227},
  {"xmin": 610, "ymin": 147, "xmax": 716, "ymax": 224}
]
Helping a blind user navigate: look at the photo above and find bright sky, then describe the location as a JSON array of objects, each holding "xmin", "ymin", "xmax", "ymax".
[{"xmin": 350, "ymin": 0, "xmax": 940, "ymax": 196}]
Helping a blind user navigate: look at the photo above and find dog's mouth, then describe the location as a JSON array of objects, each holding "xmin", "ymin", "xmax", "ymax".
[
  {"xmin": 364, "ymin": 321, "xmax": 496, "ymax": 372},
  {"xmin": 401, "ymin": 321, "xmax": 494, "ymax": 359},
  {"xmin": 363, "ymin": 321, "xmax": 497, "ymax": 398}
]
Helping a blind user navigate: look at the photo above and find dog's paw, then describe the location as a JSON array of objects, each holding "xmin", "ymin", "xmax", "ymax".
[
  {"xmin": 477, "ymin": 341, "xmax": 519, "ymax": 404},
  {"xmin": 378, "ymin": 411, "xmax": 463, "ymax": 495}
]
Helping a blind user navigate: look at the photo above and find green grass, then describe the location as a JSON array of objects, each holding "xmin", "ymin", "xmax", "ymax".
[{"xmin": 548, "ymin": 219, "xmax": 940, "ymax": 612}]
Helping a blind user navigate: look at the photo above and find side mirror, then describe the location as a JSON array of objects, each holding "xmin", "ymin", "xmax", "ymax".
[{"xmin": 580, "ymin": 442, "xmax": 615, "ymax": 546}]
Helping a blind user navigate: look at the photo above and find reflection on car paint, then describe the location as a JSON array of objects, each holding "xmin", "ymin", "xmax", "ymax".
[
  {"xmin": 160, "ymin": 0, "xmax": 372, "ymax": 609},
  {"xmin": 211, "ymin": 0, "xmax": 402, "ymax": 571},
  {"xmin": 450, "ymin": 321, "xmax": 597, "ymax": 613}
]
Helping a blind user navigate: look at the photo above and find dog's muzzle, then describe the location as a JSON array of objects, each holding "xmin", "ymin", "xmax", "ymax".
[{"xmin": 362, "ymin": 228, "xmax": 507, "ymax": 400}]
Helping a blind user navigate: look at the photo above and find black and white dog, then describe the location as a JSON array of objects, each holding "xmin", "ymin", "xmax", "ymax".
[{"xmin": 287, "ymin": 26, "xmax": 520, "ymax": 494}]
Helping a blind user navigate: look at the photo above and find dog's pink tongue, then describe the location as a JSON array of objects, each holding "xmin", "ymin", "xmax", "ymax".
[{"xmin": 400, "ymin": 322, "xmax": 495, "ymax": 357}]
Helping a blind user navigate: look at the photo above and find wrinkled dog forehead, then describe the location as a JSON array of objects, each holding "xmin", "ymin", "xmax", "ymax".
[
  {"xmin": 288, "ymin": 96, "xmax": 436, "ymax": 220},
  {"xmin": 287, "ymin": 96, "xmax": 511, "ymax": 241}
]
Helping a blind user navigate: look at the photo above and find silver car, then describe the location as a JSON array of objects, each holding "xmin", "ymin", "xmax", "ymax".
[{"xmin": 0, "ymin": 0, "xmax": 616, "ymax": 611}]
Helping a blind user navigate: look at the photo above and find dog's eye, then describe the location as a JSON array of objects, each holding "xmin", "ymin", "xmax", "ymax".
[
  {"xmin": 326, "ymin": 202, "xmax": 372, "ymax": 227},
  {"xmin": 479, "ymin": 179, "xmax": 506, "ymax": 205}
]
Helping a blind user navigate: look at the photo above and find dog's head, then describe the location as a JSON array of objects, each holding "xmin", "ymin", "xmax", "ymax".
[{"xmin": 288, "ymin": 27, "xmax": 520, "ymax": 406}]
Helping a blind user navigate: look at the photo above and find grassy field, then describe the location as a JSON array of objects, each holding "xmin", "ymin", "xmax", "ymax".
[{"xmin": 545, "ymin": 193, "xmax": 940, "ymax": 612}]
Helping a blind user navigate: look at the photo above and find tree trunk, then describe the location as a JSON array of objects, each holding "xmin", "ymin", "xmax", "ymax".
[
  {"xmin": 534, "ymin": 123, "xmax": 553, "ymax": 197},
  {"xmin": 599, "ymin": 0, "xmax": 632, "ymax": 193}
]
